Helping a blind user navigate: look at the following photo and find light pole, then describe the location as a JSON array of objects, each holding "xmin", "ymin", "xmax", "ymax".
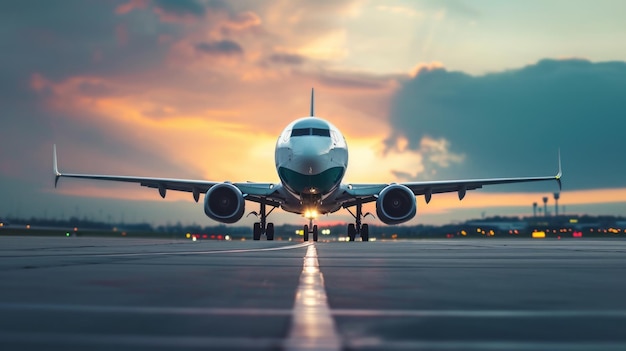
[
  {"xmin": 543, "ymin": 197, "xmax": 548, "ymax": 217},
  {"xmin": 553, "ymin": 193, "xmax": 560, "ymax": 217}
]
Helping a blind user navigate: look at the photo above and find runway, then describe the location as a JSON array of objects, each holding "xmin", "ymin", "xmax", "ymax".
[{"xmin": 1, "ymin": 236, "xmax": 625, "ymax": 350}]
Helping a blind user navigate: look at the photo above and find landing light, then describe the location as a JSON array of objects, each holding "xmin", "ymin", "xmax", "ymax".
[{"xmin": 304, "ymin": 210, "xmax": 318, "ymax": 219}]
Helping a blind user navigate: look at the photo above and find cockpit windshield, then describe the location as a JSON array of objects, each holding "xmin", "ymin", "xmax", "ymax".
[{"xmin": 291, "ymin": 128, "xmax": 331, "ymax": 137}]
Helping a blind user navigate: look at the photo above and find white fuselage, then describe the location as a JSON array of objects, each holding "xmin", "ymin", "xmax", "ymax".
[{"xmin": 274, "ymin": 117, "xmax": 349, "ymax": 215}]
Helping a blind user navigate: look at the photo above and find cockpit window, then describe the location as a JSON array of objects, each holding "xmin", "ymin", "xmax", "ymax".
[
  {"xmin": 290, "ymin": 128, "xmax": 330, "ymax": 137},
  {"xmin": 311, "ymin": 128, "xmax": 330, "ymax": 137},
  {"xmin": 291, "ymin": 128, "xmax": 310, "ymax": 137}
]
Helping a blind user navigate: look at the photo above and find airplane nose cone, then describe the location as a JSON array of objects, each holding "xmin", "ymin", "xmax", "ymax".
[{"xmin": 291, "ymin": 142, "xmax": 330, "ymax": 175}]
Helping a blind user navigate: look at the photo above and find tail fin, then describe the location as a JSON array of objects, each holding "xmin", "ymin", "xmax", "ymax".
[{"xmin": 310, "ymin": 88, "xmax": 315, "ymax": 117}]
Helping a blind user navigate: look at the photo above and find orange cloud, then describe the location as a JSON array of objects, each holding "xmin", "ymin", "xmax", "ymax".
[{"xmin": 115, "ymin": 0, "xmax": 148, "ymax": 15}]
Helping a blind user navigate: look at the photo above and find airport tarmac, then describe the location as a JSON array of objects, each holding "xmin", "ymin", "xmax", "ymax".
[{"xmin": 0, "ymin": 236, "xmax": 625, "ymax": 350}]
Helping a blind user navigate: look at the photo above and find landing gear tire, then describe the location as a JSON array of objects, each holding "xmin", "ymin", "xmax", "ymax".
[
  {"xmin": 303, "ymin": 225, "xmax": 309, "ymax": 242},
  {"xmin": 266, "ymin": 223, "xmax": 274, "ymax": 241},
  {"xmin": 361, "ymin": 224, "xmax": 369, "ymax": 242},
  {"xmin": 253, "ymin": 223, "xmax": 262, "ymax": 241},
  {"xmin": 347, "ymin": 223, "xmax": 356, "ymax": 242},
  {"xmin": 313, "ymin": 225, "xmax": 318, "ymax": 242}
]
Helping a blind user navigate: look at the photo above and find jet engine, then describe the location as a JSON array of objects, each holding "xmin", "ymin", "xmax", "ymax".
[
  {"xmin": 204, "ymin": 183, "xmax": 245, "ymax": 224},
  {"xmin": 376, "ymin": 184, "xmax": 417, "ymax": 225}
]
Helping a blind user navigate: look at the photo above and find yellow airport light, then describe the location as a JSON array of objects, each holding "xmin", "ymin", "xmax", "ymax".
[{"xmin": 532, "ymin": 231, "xmax": 546, "ymax": 239}]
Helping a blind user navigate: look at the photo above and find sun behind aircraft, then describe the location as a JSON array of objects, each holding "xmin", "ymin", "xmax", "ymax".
[{"xmin": 54, "ymin": 89, "xmax": 561, "ymax": 241}]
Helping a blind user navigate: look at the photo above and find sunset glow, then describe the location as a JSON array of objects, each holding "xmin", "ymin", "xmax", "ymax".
[{"xmin": 2, "ymin": 1, "xmax": 626, "ymax": 226}]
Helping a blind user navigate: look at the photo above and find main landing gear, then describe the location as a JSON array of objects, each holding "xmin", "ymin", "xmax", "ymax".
[
  {"xmin": 248, "ymin": 202, "xmax": 277, "ymax": 240},
  {"xmin": 346, "ymin": 203, "xmax": 373, "ymax": 242}
]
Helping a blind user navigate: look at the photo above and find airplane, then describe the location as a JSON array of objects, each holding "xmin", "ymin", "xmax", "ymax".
[{"xmin": 53, "ymin": 89, "xmax": 562, "ymax": 242}]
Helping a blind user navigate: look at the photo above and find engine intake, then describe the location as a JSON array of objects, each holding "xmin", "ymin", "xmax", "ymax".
[
  {"xmin": 376, "ymin": 184, "xmax": 417, "ymax": 225},
  {"xmin": 204, "ymin": 183, "xmax": 245, "ymax": 224}
]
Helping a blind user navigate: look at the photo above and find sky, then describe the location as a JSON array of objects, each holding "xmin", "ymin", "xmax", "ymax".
[{"xmin": 2, "ymin": 0, "xmax": 626, "ymax": 228}]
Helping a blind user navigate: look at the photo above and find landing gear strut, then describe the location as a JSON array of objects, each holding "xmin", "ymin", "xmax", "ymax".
[
  {"xmin": 248, "ymin": 202, "xmax": 276, "ymax": 240},
  {"xmin": 346, "ymin": 203, "xmax": 373, "ymax": 242},
  {"xmin": 303, "ymin": 217, "xmax": 318, "ymax": 242}
]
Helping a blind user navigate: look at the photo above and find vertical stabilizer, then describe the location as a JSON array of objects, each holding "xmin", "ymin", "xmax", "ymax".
[{"xmin": 310, "ymin": 88, "xmax": 315, "ymax": 117}]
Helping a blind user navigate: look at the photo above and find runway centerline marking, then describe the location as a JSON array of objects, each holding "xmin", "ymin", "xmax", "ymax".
[{"xmin": 285, "ymin": 244, "xmax": 341, "ymax": 351}]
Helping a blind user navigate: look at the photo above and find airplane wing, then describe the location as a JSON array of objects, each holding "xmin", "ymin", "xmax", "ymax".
[
  {"xmin": 53, "ymin": 145, "xmax": 279, "ymax": 204},
  {"xmin": 342, "ymin": 152, "xmax": 562, "ymax": 207}
]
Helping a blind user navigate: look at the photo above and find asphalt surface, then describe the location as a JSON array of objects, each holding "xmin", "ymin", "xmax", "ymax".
[{"xmin": 1, "ymin": 236, "xmax": 625, "ymax": 350}]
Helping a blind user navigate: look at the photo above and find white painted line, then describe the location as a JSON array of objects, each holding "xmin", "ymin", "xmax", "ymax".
[
  {"xmin": 51, "ymin": 242, "xmax": 310, "ymax": 258},
  {"xmin": 331, "ymin": 309, "xmax": 626, "ymax": 318},
  {"xmin": 285, "ymin": 244, "xmax": 341, "ymax": 351},
  {"xmin": 0, "ymin": 302, "xmax": 292, "ymax": 316}
]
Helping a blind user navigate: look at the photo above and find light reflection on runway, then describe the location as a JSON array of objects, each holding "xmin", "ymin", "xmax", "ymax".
[{"xmin": 285, "ymin": 244, "xmax": 341, "ymax": 351}]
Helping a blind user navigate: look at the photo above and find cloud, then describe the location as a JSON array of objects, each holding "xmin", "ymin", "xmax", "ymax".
[
  {"xmin": 194, "ymin": 40, "xmax": 243, "ymax": 56},
  {"xmin": 387, "ymin": 58, "xmax": 626, "ymax": 191},
  {"xmin": 268, "ymin": 53, "xmax": 306, "ymax": 66},
  {"xmin": 3, "ymin": 1, "xmax": 624, "ymax": 227},
  {"xmin": 316, "ymin": 70, "xmax": 396, "ymax": 91},
  {"xmin": 153, "ymin": 0, "xmax": 206, "ymax": 17}
]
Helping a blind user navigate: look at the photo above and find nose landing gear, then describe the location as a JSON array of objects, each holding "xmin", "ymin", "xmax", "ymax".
[{"xmin": 303, "ymin": 218, "xmax": 319, "ymax": 242}]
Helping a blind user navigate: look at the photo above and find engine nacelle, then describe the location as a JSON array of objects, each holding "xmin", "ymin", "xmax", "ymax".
[
  {"xmin": 204, "ymin": 183, "xmax": 245, "ymax": 224},
  {"xmin": 376, "ymin": 184, "xmax": 417, "ymax": 225}
]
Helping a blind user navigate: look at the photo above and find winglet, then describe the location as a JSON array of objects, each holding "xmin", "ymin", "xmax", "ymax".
[
  {"xmin": 555, "ymin": 149, "xmax": 562, "ymax": 190},
  {"xmin": 310, "ymin": 88, "xmax": 315, "ymax": 117},
  {"xmin": 53, "ymin": 144, "xmax": 62, "ymax": 188}
]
